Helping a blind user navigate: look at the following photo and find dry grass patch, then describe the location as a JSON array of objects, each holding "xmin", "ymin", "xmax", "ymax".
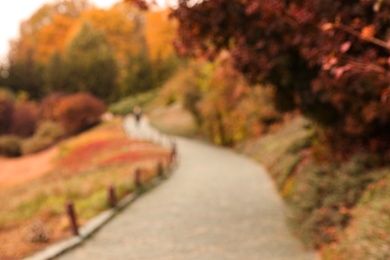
[{"xmin": 149, "ymin": 102, "xmax": 198, "ymax": 137}]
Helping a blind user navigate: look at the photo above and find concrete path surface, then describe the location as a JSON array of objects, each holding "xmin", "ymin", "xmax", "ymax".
[{"xmin": 57, "ymin": 117, "xmax": 317, "ymax": 260}]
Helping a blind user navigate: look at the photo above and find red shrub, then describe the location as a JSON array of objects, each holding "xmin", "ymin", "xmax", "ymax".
[
  {"xmin": 54, "ymin": 93, "xmax": 106, "ymax": 135},
  {"xmin": 40, "ymin": 92, "xmax": 66, "ymax": 121},
  {"xmin": 10, "ymin": 102, "xmax": 39, "ymax": 137},
  {"xmin": 0, "ymin": 98, "xmax": 14, "ymax": 135}
]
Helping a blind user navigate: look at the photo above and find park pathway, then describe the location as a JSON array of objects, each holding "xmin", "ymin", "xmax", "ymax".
[{"xmin": 57, "ymin": 116, "xmax": 317, "ymax": 260}]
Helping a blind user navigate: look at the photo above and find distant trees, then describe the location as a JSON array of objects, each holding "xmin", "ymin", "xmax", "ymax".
[
  {"xmin": 66, "ymin": 23, "xmax": 118, "ymax": 99},
  {"xmin": 6, "ymin": 53, "xmax": 45, "ymax": 99},
  {"xmin": 44, "ymin": 52, "xmax": 70, "ymax": 94},
  {"xmin": 122, "ymin": 51, "xmax": 154, "ymax": 95},
  {"xmin": 1, "ymin": 1, "xmax": 181, "ymax": 102}
]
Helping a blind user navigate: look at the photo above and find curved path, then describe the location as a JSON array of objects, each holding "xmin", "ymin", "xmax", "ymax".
[{"xmin": 57, "ymin": 117, "xmax": 317, "ymax": 260}]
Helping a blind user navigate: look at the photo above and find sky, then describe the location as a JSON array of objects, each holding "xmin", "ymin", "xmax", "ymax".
[{"xmin": 0, "ymin": 0, "xmax": 164, "ymax": 63}]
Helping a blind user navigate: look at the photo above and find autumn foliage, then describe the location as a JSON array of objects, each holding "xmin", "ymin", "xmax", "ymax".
[
  {"xmin": 54, "ymin": 93, "xmax": 106, "ymax": 135},
  {"xmin": 0, "ymin": 91, "xmax": 107, "ymax": 157},
  {"xmin": 2, "ymin": 0, "xmax": 181, "ymax": 101},
  {"xmin": 141, "ymin": 0, "xmax": 390, "ymax": 158},
  {"xmin": 0, "ymin": 98, "xmax": 14, "ymax": 135},
  {"xmin": 161, "ymin": 53, "xmax": 282, "ymax": 145},
  {"xmin": 10, "ymin": 102, "xmax": 39, "ymax": 138}
]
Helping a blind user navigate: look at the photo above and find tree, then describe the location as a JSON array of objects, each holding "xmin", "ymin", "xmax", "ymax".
[
  {"xmin": 9, "ymin": 0, "xmax": 92, "ymax": 63},
  {"xmin": 44, "ymin": 52, "xmax": 70, "ymax": 94},
  {"xmin": 80, "ymin": 4, "xmax": 139, "ymax": 66},
  {"xmin": 66, "ymin": 22, "xmax": 118, "ymax": 101},
  {"xmin": 130, "ymin": 0, "xmax": 390, "ymax": 157},
  {"xmin": 122, "ymin": 50, "xmax": 155, "ymax": 95},
  {"xmin": 5, "ymin": 0, "xmax": 92, "ymax": 99},
  {"xmin": 144, "ymin": 9, "xmax": 176, "ymax": 61},
  {"xmin": 6, "ymin": 49, "xmax": 45, "ymax": 99}
]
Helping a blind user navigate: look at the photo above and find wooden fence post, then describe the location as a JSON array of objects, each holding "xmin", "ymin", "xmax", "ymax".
[
  {"xmin": 157, "ymin": 161, "xmax": 164, "ymax": 177},
  {"xmin": 66, "ymin": 200, "xmax": 79, "ymax": 236},
  {"xmin": 134, "ymin": 168, "xmax": 142, "ymax": 189},
  {"xmin": 170, "ymin": 142, "xmax": 177, "ymax": 165},
  {"xmin": 108, "ymin": 185, "xmax": 117, "ymax": 208}
]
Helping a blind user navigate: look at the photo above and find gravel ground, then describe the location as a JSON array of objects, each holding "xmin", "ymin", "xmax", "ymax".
[{"xmin": 57, "ymin": 117, "xmax": 317, "ymax": 260}]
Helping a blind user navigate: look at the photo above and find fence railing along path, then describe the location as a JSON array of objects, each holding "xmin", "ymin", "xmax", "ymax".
[{"xmin": 55, "ymin": 115, "xmax": 317, "ymax": 260}]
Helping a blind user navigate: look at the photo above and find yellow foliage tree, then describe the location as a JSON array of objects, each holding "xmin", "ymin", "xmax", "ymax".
[
  {"xmin": 37, "ymin": 14, "xmax": 76, "ymax": 61},
  {"xmin": 144, "ymin": 9, "xmax": 176, "ymax": 61},
  {"xmin": 78, "ymin": 4, "xmax": 139, "ymax": 66},
  {"xmin": 9, "ymin": 0, "xmax": 92, "ymax": 63}
]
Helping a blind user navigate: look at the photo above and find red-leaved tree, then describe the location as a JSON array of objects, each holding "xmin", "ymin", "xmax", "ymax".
[{"xmin": 130, "ymin": 0, "xmax": 390, "ymax": 158}]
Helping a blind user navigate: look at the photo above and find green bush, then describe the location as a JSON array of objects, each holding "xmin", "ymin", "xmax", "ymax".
[
  {"xmin": 21, "ymin": 121, "xmax": 65, "ymax": 155},
  {"xmin": 22, "ymin": 137, "xmax": 54, "ymax": 155},
  {"xmin": 109, "ymin": 89, "xmax": 159, "ymax": 115},
  {"xmin": 0, "ymin": 135, "xmax": 22, "ymax": 157},
  {"xmin": 35, "ymin": 121, "xmax": 65, "ymax": 141}
]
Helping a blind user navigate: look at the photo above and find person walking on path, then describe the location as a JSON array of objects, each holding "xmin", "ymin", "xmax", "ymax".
[{"xmin": 133, "ymin": 106, "xmax": 142, "ymax": 126}]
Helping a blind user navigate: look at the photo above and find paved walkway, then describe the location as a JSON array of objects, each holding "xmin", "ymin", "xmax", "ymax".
[{"xmin": 57, "ymin": 117, "xmax": 317, "ymax": 260}]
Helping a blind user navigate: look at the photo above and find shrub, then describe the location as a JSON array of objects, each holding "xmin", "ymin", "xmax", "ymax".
[
  {"xmin": 22, "ymin": 137, "xmax": 53, "ymax": 155},
  {"xmin": 22, "ymin": 121, "xmax": 65, "ymax": 155},
  {"xmin": 109, "ymin": 89, "xmax": 158, "ymax": 115},
  {"xmin": 0, "ymin": 135, "xmax": 22, "ymax": 157},
  {"xmin": 10, "ymin": 102, "xmax": 39, "ymax": 137},
  {"xmin": 34, "ymin": 121, "xmax": 65, "ymax": 141},
  {"xmin": 54, "ymin": 93, "xmax": 106, "ymax": 135},
  {"xmin": 39, "ymin": 92, "xmax": 66, "ymax": 121},
  {"xmin": 287, "ymin": 154, "xmax": 386, "ymax": 248},
  {"xmin": 0, "ymin": 87, "xmax": 16, "ymax": 101},
  {"xmin": 0, "ymin": 98, "xmax": 14, "ymax": 135},
  {"xmin": 322, "ymin": 171, "xmax": 390, "ymax": 259},
  {"xmin": 165, "ymin": 56, "xmax": 282, "ymax": 145}
]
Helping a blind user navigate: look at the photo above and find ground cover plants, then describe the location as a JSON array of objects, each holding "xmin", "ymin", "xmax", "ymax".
[
  {"xmin": 0, "ymin": 119, "xmax": 170, "ymax": 259},
  {"xmin": 237, "ymin": 115, "xmax": 389, "ymax": 259}
]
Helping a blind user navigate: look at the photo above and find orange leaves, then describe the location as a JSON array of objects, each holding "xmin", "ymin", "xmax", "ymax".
[
  {"xmin": 380, "ymin": 87, "xmax": 390, "ymax": 103},
  {"xmin": 37, "ymin": 14, "xmax": 77, "ymax": 61},
  {"xmin": 80, "ymin": 5, "xmax": 136, "ymax": 65},
  {"xmin": 10, "ymin": 0, "xmax": 92, "ymax": 63},
  {"xmin": 321, "ymin": 23, "xmax": 334, "ymax": 32},
  {"xmin": 361, "ymin": 25, "xmax": 376, "ymax": 39},
  {"xmin": 54, "ymin": 93, "xmax": 106, "ymax": 135},
  {"xmin": 340, "ymin": 41, "xmax": 351, "ymax": 53},
  {"xmin": 145, "ymin": 9, "xmax": 177, "ymax": 61}
]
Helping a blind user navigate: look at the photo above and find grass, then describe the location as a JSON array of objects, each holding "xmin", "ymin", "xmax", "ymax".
[
  {"xmin": 149, "ymin": 102, "xmax": 198, "ymax": 137},
  {"xmin": 108, "ymin": 89, "xmax": 161, "ymax": 115},
  {"xmin": 236, "ymin": 114, "xmax": 390, "ymax": 257},
  {"xmin": 322, "ymin": 169, "xmax": 390, "ymax": 260},
  {"xmin": 236, "ymin": 116, "xmax": 313, "ymax": 189},
  {"xmin": 0, "ymin": 119, "xmax": 170, "ymax": 260}
]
